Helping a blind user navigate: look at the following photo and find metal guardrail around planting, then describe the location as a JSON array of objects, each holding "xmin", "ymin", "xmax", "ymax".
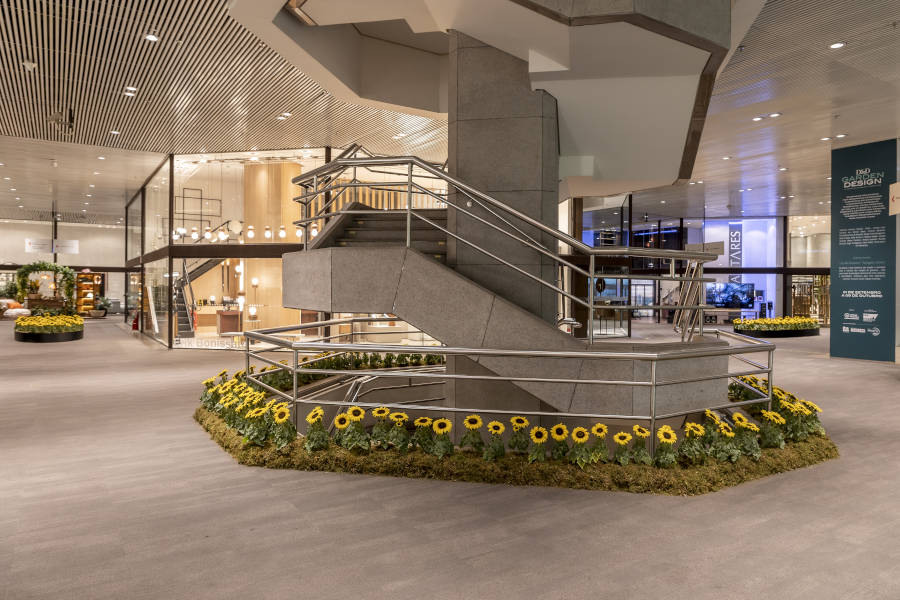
[
  {"xmin": 242, "ymin": 318, "xmax": 775, "ymax": 454},
  {"xmin": 290, "ymin": 148, "xmax": 720, "ymax": 343}
]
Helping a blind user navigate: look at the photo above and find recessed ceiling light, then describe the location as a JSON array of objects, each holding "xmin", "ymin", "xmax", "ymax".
[
  {"xmin": 3, "ymin": 176, "xmax": 8, "ymax": 180},
  {"xmin": 110, "ymin": 130, "xmax": 120, "ymax": 135},
  {"xmin": 789, "ymin": 195, "xmax": 795, "ymax": 198},
  {"xmin": 86, "ymin": 194, "xmax": 92, "ymax": 197},
  {"xmin": 829, "ymin": 42, "xmax": 845, "ymax": 49},
  {"xmin": 18, "ymin": 204, "xmax": 23, "ymax": 208},
  {"xmin": 15, "ymin": 196, "xmax": 20, "ymax": 200},
  {"xmin": 144, "ymin": 31, "xmax": 159, "ymax": 42},
  {"xmin": 826, "ymin": 176, "xmax": 832, "ymax": 180},
  {"xmin": 769, "ymin": 112, "xmax": 782, "ymax": 118},
  {"xmin": 739, "ymin": 189, "xmax": 745, "ymax": 192},
  {"xmin": 747, "ymin": 188, "xmax": 753, "ymax": 191},
  {"xmin": 818, "ymin": 201, "xmax": 824, "ymax": 205},
  {"xmin": 689, "ymin": 181, "xmax": 696, "ymax": 185},
  {"xmin": 281, "ymin": 112, "xmax": 292, "ymax": 117},
  {"xmin": 249, "ymin": 156, "xmax": 259, "ymax": 161},
  {"xmin": 779, "ymin": 167, "xmax": 788, "ymax": 171},
  {"xmin": 97, "ymin": 156, "xmax": 105, "ymax": 160},
  {"xmin": 820, "ymin": 137, "xmax": 831, "ymax": 141},
  {"xmin": 9, "ymin": 188, "xmax": 15, "ymax": 191},
  {"xmin": 124, "ymin": 91, "xmax": 136, "ymax": 97},
  {"xmin": 752, "ymin": 116, "xmax": 763, "ymax": 122},
  {"xmin": 780, "ymin": 196, "xmax": 787, "ymax": 199},
  {"xmin": 835, "ymin": 133, "xmax": 847, "ymax": 138},
  {"xmin": 697, "ymin": 180, "xmax": 703, "ymax": 184},
  {"xmin": 93, "ymin": 171, "xmax": 101, "ymax": 175},
  {"xmin": 660, "ymin": 200, "xmax": 666, "ymax": 204},
  {"xmin": 124, "ymin": 86, "xmax": 137, "ymax": 92},
  {"xmin": 276, "ymin": 115, "xmax": 286, "ymax": 120},
  {"xmin": 722, "ymin": 156, "xmax": 731, "ymax": 160},
  {"xmin": 84, "ymin": 202, "xmax": 89, "ymax": 205},
  {"xmin": 82, "ymin": 209, "xmax": 86, "ymax": 212},
  {"xmin": 89, "ymin": 184, "xmax": 95, "ymax": 188}
]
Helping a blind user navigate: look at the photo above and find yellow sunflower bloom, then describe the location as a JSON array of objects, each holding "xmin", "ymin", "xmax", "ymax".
[
  {"xmin": 347, "ymin": 406, "xmax": 365, "ymax": 422},
  {"xmin": 736, "ymin": 421, "xmax": 760, "ymax": 433},
  {"xmin": 718, "ymin": 422, "xmax": 735, "ymax": 438},
  {"xmin": 487, "ymin": 421, "xmax": 505, "ymax": 435},
  {"xmin": 613, "ymin": 432, "xmax": 632, "ymax": 446},
  {"xmin": 305, "ymin": 409, "xmax": 322, "ymax": 425},
  {"xmin": 463, "ymin": 414, "xmax": 483, "ymax": 430},
  {"xmin": 334, "ymin": 413, "xmax": 350, "ymax": 430},
  {"xmin": 800, "ymin": 399, "xmax": 822, "ymax": 413},
  {"xmin": 590, "ymin": 422, "xmax": 608, "ymax": 438},
  {"xmin": 372, "ymin": 407, "xmax": 390, "ymax": 419},
  {"xmin": 390, "ymin": 412, "xmax": 409, "ymax": 425},
  {"xmin": 247, "ymin": 407, "xmax": 267, "ymax": 419},
  {"xmin": 550, "ymin": 423, "xmax": 568, "ymax": 442},
  {"xmin": 571, "ymin": 427, "xmax": 589, "ymax": 444},
  {"xmin": 760, "ymin": 410, "xmax": 786, "ymax": 425},
  {"xmin": 414, "ymin": 416, "xmax": 433, "ymax": 428},
  {"xmin": 274, "ymin": 408, "xmax": 290, "ymax": 424},
  {"xmin": 685, "ymin": 422, "xmax": 705, "ymax": 437},
  {"xmin": 657, "ymin": 428, "xmax": 677, "ymax": 444},
  {"xmin": 510, "ymin": 416, "xmax": 529, "ymax": 431},
  {"xmin": 632, "ymin": 424, "xmax": 650, "ymax": 439},
  {"xmin": 705, "ymin": 409, "xmax": 720, "ymax": 424},
  {"xmin": 530, "ymin": 426, "xmax": 548, "ymax": 444},
  {"xmin": 732, "ymin": 412, "xmax": 749, "ymax": 425},
  {"xmin": 432, "ymin": 418, "xmax": 452, "ymax": 435}
]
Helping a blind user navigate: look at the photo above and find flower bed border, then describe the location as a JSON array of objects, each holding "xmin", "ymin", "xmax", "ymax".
[
  {"xmin": 733, "ymin": 327, "xmax": 820, "ymax": 338},
  {"xmin": 194, "ymin": 407, "xmax": 838, "ymax": 496},
  {"xmin": 14, "ymin": 330, "xmax": 84, "ymax": 343}
]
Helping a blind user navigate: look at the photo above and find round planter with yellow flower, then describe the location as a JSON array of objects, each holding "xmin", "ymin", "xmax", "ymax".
[
  {"xmin": 14, "ymin": 314, "xmax": 84, "ymax": 343},
  {"xmin": 733, "ymin": 316, "xmax": 820, "ymax": 338}
]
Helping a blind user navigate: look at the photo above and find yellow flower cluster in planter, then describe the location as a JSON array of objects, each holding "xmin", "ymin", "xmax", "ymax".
[
  {"xmin": 733, "ymin": 316, "xmax": 819, "ymax": 331},
  {"xmin": 14, "ymin": 314, "xmax": 84, "ymax": 333}
]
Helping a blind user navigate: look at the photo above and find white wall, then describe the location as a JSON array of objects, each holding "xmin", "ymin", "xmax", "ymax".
[
  {"xmin": 0, "ymin": 221, "xmax": 124, "ymax": 268},
  {"xmin": 0, "ymin": 221, "xmax": 54, "ymax": 265}
]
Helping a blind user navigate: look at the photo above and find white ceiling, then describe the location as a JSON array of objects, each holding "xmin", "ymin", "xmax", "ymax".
[
  {"xmin": 0, "ymin": 136, "xmax": 164, "ymax": 224},
  {"xmin": 633, "ymin": 0, "xmax": 900, "ymax": 219}
]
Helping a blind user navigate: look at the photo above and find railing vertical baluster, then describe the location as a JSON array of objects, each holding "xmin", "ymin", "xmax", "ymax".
[
  {"xmin": 588, "ymin": 254, "xmax": 595, "ymax": 345},
  {"xmin": 649, "ymin": 360, "xmax": 657, "ymax": 457},
  {"xmin": 292, "ymin": 349, "xmax": 299, "ymax": 428},
  {"xmin": 698, "ymin": 263, "xmax": 705, "ymax": 337},
  {"xmin": 406, "ymin": 163, "xmax": 412, "ymax": 247},
  {"xmin": 767, "ymin": 349, "xmax": 774, "ymax": 411}
]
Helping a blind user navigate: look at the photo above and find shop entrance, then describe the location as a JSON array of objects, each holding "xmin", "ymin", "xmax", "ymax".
[{"xmin": 790, "ymin": 275, "xmax": 830, "ymax": 325}]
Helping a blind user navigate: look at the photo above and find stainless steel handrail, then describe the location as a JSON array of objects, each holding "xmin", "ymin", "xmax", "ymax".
[{"xmin": 240, "ymin": 317, "xmax": 775, "ymax": 456}]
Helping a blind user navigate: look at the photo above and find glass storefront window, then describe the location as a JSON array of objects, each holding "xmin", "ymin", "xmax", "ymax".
[
  {"xmin": 142, "ymin": 258, "xmax": 169, "ymax": 345},
  {"xmin": 788, "ymin": 215, "xmax": 830, "ymax": 267},
  {"xmin": 145, "ymin": 162, "xmax": 171, "ymax": 253},
  {"xmin": 126, "ymin": 195, "xmax": 142, "ymax": 260}
]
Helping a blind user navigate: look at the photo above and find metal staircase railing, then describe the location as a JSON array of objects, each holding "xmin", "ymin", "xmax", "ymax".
[{"xmin": 292, "ymin": 147, "xmax": 719, "ymax": 343}]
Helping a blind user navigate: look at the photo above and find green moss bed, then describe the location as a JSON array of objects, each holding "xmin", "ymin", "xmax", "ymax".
[{"xmin": 194, "ymin": 407, "xmax": 838, "ymax": 496}]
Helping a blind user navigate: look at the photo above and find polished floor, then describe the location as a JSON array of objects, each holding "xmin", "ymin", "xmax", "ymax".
[{"xmin": 1, "ymin": 319, "xmax": 899, "ymax": 599}]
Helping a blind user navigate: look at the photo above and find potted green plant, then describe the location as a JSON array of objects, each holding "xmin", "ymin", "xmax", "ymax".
[{"xmin": 90, "ymin": 296, "xmax": 111, "ymax": 318}]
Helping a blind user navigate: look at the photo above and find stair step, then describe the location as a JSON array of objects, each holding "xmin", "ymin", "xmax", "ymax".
[
  {"xmin": 350, "ymin": 219, "xmax": 445, "ymax": 230},
  {"xmin": 336, "ymin": 239, "xmax": 446, "ymax": 254},
  {"xmin": 343, "ymin": 228, "xmax": 446, "ymax": 241}
]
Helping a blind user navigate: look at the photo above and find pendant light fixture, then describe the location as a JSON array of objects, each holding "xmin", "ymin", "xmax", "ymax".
[
  {"xmin": 278, "ymin": 225, "xmax": 286, "ymax": 238},
  {"xmin": 246, "ymin": 225, "xmax": 255, "ymax": 239}
]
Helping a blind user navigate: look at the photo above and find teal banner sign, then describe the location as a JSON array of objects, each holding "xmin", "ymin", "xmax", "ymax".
[{"xmin": 830, "ymin": 139, "xmax": 897, "ymax": 361}]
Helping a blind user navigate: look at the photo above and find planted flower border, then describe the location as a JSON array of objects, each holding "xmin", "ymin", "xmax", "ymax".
[
  {"xmin": 14, "ymin": 314, "xmax": 85, "ymax": 343},
  {"xmin": 733, "ymin": 317, "xmax": 820, "ymax": 338},
  {"xmin": 193, "ymin": 359, "xmax": 839, "ymax": 495}
]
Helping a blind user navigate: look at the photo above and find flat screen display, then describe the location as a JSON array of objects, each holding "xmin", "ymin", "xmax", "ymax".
[{"xmin": 705, "ymin": 282, "xmax": 755, "ymax": 308}]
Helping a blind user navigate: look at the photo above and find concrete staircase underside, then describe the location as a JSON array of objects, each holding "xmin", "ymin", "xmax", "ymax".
[{"xmin": 283, "ymin": 246, "xmax": 728, "ymax": 416}]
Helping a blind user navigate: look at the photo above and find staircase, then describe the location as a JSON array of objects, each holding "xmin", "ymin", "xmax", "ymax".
[
  {"xmin": 310, "ymin": 202, "xmax": 447, "ymax": 263},
  {"xmin": 173, "ymin": 258, "xmax": 222, "ymax": 338}
]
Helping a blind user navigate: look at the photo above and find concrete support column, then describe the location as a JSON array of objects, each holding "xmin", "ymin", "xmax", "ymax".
[{"xmin": 447, "ymin": 30, "xmax": 559, "ymax": 324}]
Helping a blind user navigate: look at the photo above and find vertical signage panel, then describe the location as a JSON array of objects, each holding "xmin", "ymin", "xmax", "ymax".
[{"xmin": 830, "ymin": 139, "xmax": 897, "ymax": 361}]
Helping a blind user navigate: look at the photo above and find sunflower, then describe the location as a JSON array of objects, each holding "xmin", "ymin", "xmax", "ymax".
[
  {"xmin": 685, "ymin": 422, "xmax": 705, "ymax": 437},
  {"xmin": 217, "ymin": 369, "xmax": 228, "ymax": 377},
  {"xmin": 414, "ymin": 416, "xmax": 433, "ymax": 428},
  {"xmin": 305, "ymin": 409, "xmax": 322, "ymax": 425},
  {"xmin": 737, "ymin": 421, "xmax": 760, "ymax": 433},
  {"xmin": 273, "ymin": 407, "xmax": 290, "ymax": 423},
  {"xmin": 530, "ymin": 426, "xmax": 548, "ymax": 444},
  {"xmin": 613, "ymin": 432, "xmax": 632, "ymax": 446},
  {"xmin": 657, "ymin": 428, "xmax": 677, "ymax": 444},
  {"xmin": 202, "ymin": 377, "xmax": 215, "ymax": 387},
  {"xmin": 247, "ymin": 407, "xmax": 267, "ymax": 419},
  {"xmin": 463, "ymin": 414, "xmax": 483, "ymax": 430},
  {"xmin": 591, "ymin": 422, "xmax": 608, "ymax": 438},
  {"xmin": 550, "ymin": 423, "xmax": 568, "ymax": 442},
  {"xmin": 432, "ymin": 418, "xmax": 452, "ymax": 435},
  {"xmin": 372, "ymin": 406, "xmax": 390, "ymax": 419},
  {"xmin": 390, "ymin": 412, "xmax": 409, "ymax": 425},
  {"xmin": 705, "ymin": 409, "xmax": 720, "ymax": 424},
  {"xmin": 571, "ymin": 427, "xmax": 589, "ymax": 444},
  {"xmin": 334, "ymin": 413, "xmax": 350, "ymax": 430},
  {"xmin": 760, "ymin": 410, "xmax": 786, "ymax": 425},
  {"xmin": 800, "ymin": 399, "xmax": 822, "ymax": 413},
  {"xmin": 732, "ymin": 412, "xmax": 749, "ymax": 425},
  {"xmin": 510, "ymin": 416, "xmax": 529, "ymax": 431},
  {"xmin": 632, "ymin": 424, "xmax": 650, "ymax": 439},
  {"xmin": 718, "ymin": 422, "xmax": 735, "ymax": 438},
  {"xmin": 487, "ymin": 421, "xmax": 505, "ymax": 435},
  {"xmin": 347, "ymin": 406, "xmax": 366, "ymax": 422}
]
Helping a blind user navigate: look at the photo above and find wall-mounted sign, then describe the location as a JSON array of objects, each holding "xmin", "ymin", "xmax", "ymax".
[
  {"xmin": 830, "ymin": 139, "xmax": 897, "ymax": 362},
  {"xmin": 24, "ymin": 238, "xmax": 53, "ymax": 253},
  {"xmin": 53, "ymin": 239, "xmax": 79, "ymax": 253},
  {"xmin": 727, "ymin": 222, "xmax": 742, "ymax": 283}
]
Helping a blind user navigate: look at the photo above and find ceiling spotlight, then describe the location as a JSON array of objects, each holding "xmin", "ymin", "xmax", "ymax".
[
  {"xmin": 278, "ymin": 225, "xmax": 286, "ymax": 238},
  {"xmin": 769, "ymin": 112, "xmax": 782, "ymax": 118},
  {"xmin": 820, "ymin": 137, "xmax": 831, "ymax": 141},
  {"xmin": 829, "ymin": 41, "xmax": 845, "ymax": 49},
  {"xmin": 144, "ymin": 31, "xmax": 159, "ymax": 42},
  {"xmin": 264, "ymin": 226, "xmax": 272, "ymax": 239},
  {"xmin": 203, "ymin": 226, "xmax": 212, "ymax": 240},
  {"xmin": 752, "ymin": 116, "xmax": 763, "ymax": 122},
  {"xmin": 835, "ymin": 133, "xmax": 847, "ymax": 138},
  {"xmin": 110, "ymin": 130, "xmax": 120, "ymax": 135},
  {"xmin": 246, "ymin": 225, "xmax": 255, "ymax": 239}
]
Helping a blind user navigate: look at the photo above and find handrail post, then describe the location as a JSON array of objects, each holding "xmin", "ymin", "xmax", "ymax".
[
  {"xmin": 588, "ymin": 254, "xmax": 595, "ymax": 345},
  {"xmin": 649, "ymin": 360, "xmax": 657, "ymax": 457},
  {"xmin": 767, "ymin": 349, "xmax": 774, "ymax": 410},
  {"xmin": 406, "ymin": 162, "xmax": 413, "ymax": 247},
  {"xmin": 292, "ymin": 349, "xmax": 299, "ymax": 428},
  {"xmin": 697, "ymin": 263, "xmax": 705, "ymax": 337},
  {"xmin": 244, "ymin": 335, "xmax": 251, "ymax": 382}
]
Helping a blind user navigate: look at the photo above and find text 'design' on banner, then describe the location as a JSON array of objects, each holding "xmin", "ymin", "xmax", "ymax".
[{"xmin": 830, "ymin": 138, "xmax": 897, "ymax": 361}]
